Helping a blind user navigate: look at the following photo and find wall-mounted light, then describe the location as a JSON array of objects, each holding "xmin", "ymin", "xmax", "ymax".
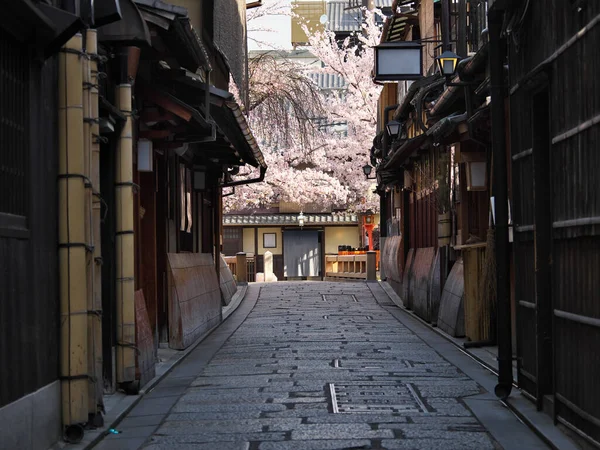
[
  {"xmin": 362, "ymin": 164, "xmax": 376, "ymax": 180},
  {"xmin": 374, "ymin": 42, "xmax": 423, "ymax": 81},
  {"xmin": 193, "ymin": 166, "xmax": 206, "ymax": 191},
  {"xmin": 137, "ymin": 139, "xmax": 153, "ymax": 172},
  {"xmin": 436, "ymin": 50, "xmax": 461, "ymax": 78},
  {"xmin": 462, "ymin": 153, "xmax": 487, "ymax": 191},
  {"xmin": 385, "ymin": 120, "xmax": 401, "ymax": 139}
]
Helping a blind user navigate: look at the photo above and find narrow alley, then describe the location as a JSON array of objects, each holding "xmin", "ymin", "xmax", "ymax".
[{"xmin": 93, "ymin": 282, "xmax": 548, "ymax": 450}]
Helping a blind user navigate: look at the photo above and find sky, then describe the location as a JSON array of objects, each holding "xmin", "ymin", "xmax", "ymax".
[{"xmin": 247, "ymin": 0, "xmax": 293, "ymax": 51}]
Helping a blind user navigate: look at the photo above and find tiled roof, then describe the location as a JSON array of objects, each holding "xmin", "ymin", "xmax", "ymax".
[{"xmin": 224, "ymin": 213, "xmax": 358, "ymax": 226}]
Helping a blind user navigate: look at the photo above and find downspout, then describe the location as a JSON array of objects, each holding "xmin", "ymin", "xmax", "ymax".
[
  {"xmin": 115, "ymin": 82, "xmax": 136, "ymax": 389},
  {"xmin": 489, "ymin": 9, "xmax": 513, "ymax": 400},
  {"xmin": 87, "ymin": 28, "xmax": 104, "ymax": 420},
  {"xmin": 213, "ymin": 185, "xmax": 222, "ymax": 298},
  {"xmin": 379, "ymin": 104, "xmax": 399, "ymax": 281},
  {"xmin": 58, "ymin": 33, "xmax": 88, "ymax": 442},
  {"xmin": 221, "ymin": 165, "xmax": 267, "ymax": 187}
]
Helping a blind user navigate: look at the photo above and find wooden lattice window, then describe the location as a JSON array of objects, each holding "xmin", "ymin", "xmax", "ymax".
[
  {"xmin": 0, "ymin": 30, "xmax": 29, "ymax": 235},
  {"xmin": 223, "ymin": 227, "xmax": 243, "ymax": 256}
]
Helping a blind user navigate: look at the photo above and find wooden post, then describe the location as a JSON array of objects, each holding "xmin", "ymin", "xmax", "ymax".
[
  {"xmin": 366, "ymin": 251, "xmax": 377, "ymax": 281},
  {"xmin": 236, "ymin": 252, "xmax": 247, "ymax": 283}
]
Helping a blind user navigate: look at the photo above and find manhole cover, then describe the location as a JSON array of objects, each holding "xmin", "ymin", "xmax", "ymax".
[
  {"xmin": 322, "ymin": 294, "xmax": 358, "ymax": 302},
  {"xmin": 332, "ymin": 359, "xmax": 414, "ymax": 369},
  {"xmin": 329, "ymin": 383, "xmax": 428, "ymax": 414}
]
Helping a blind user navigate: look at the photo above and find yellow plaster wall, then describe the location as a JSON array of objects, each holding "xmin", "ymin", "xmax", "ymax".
[
  {"xmin": 258, "ymin": 227, "xmax": 282, "ymax": 255},
  {"xmin": 243, "ymin": 228, "xmax": 255, "ymax": 255},
  {"xmin": 325, "ymin": 227, "xmax": 359, "ymax": 254}
]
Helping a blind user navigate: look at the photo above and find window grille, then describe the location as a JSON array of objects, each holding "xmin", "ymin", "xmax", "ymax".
[{"xmin": 0, "ymin": 30, "xmax": 29, "ymax": 219}]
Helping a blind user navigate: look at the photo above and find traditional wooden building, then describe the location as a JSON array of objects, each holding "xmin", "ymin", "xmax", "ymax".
[
  {"xmin": 0, "ymin": 2, "xmax": 122, "ymax": 447},
  {"xmin": 495, "ymin": 0, "xmax": 600, "ymax": 444},
  {"xmin": 374, "ymin": 0, "xmax": 600, "ymax": 445},
  {"xmin": 0, "ymin": 0, "xmax": 265, "ymax": 448},
  {"xmin": 222, "ymin": 204, "xmax": 374, "ymax": 280}
]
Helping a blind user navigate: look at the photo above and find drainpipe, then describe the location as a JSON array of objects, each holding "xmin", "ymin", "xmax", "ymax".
[
  {"xmin": 441, "ymin": 0, "xmax": 451, "ymax": 51},
  {"xmin": 58, "ymin": 33, "xmax": 88, "ymax": 442},
  {"xmin": 221, "ymin": 165, "xmax": 267, "ymax": 187},
  {"xmin": 86, "ymin": 28, "xmax": 104, "ymax": 420},
  {"xmin": 379, "ymin": 104, "xmax": 399, "ymax": 281},
  {"xmin": 115, "ymin": 82, "xmax": 136, "ymax": 389},
  {"xmin": 489, "ymin": 10, "xmax": 513, "ymax": 400}
]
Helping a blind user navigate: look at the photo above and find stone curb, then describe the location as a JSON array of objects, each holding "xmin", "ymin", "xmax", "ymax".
[
  {"xmin": 376, "ymin": 280, "xmax": 580, "ymax": 450},
  {"xmin": 56, "ymin": 283, "xmax": 251, "ymax": 450}
]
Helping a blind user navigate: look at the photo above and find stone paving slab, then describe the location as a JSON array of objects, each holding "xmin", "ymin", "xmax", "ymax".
[{"xmin": 92, "ymin": 282, "xmax": 548, "ymax": 450}]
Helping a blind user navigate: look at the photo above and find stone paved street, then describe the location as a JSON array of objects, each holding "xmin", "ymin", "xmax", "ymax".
[{"xmin": 95, "ymin": 282, "xmax": 549, "ymax": 450}]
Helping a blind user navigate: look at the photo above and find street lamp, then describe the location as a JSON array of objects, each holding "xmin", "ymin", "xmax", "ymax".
[
  {"xmin": 385, "ymin": 120, "xmax": 401, "ymax": 139},
  {"xmin": 362, "ymin": 164, "xmax": 376, "ymax": 180},
  {"xmin": 436, "ymin": 50, "xmax": 461, "ymax": 78},
  {"xmin": 298, "ymin": 212, "xmax": 305, "ymax": 228}
]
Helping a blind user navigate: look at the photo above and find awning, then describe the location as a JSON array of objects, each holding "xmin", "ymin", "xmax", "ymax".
[
  {"xmin": 134, "ymin": 0, "xmax": 211, "ymax": 72},
  {"xmin": 167, "ymin": 69, "xmax": 267, "ymax": 169},
  {"xmin": 1, "ymin": 0, "xmax": 83, "ymax": 59},
  {"xmin": 394, "ymin": 74, "xmax": 442, "ymax": 121},
  {"xmin": 141, "ymin": 86, "xmax": 209, "ymax": 128},
  {"xmin": 384, "ymin": 134, "xmax": 429, "ymax": 170},
  {"xmin": 97, "ymin": 0, "xmax": 151, "ymax": 46},
  {"xmin": 427, "ymin": 112, "xmax": 468, "ymax": 143}
]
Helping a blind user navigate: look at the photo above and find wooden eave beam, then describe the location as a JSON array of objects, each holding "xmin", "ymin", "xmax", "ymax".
[
  {"xmin": 143, "ymin": 90, "xmax": 193, "ymax": 122},
  {"xmin": 141, "ymin": 108, "xmax": 178, "ymax": 125},
  {"xmin": 139, "ymin": 129, "xmax": 173, "ymax": 139}
]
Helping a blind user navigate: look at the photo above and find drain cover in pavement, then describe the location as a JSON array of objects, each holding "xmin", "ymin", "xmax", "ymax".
[
  {"xmin": 329, "ymin": 383, "xmax": 428, "ymax": 414},
  {"xmin": 322, "ymin": 294, "xmax": 358, "ymax": 302}
]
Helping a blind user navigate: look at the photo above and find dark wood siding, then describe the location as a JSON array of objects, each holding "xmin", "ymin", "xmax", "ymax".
[
  {"xmin": 509, "ymin": 1, "xmax": 600, "ymax": 443},
  {"xmin": 0, "ymin": 39, "xmax": 59, "ymax": 408}
]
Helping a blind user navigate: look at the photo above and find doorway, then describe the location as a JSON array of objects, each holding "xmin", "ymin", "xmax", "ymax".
[{"xmin": 283, "ymin": 229, "xmax": 321, "ymax": 278}]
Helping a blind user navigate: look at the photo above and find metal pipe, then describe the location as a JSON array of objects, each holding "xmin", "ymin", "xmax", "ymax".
[
  {"xmin": 382, "ymin": 104, "xmax": 398, "ymax": 159},
  {"xmin": 458, "ymin": 0, "xmax": 467, "ymax": 56},
  {"xmin": 489, "ymin": 11, "xmax": 513, "ymax": 400},
  {"xmin": 58, "ymin": 33, "xmax": 88, "ymax": 431},
  {"xmin": 221, "ymin": 166, "xmax": 267, "ymax": 187},
  {"xmin": 441, "ymin": 0, "xmax": 451, "ymax": 51},
  {"xmin": 378, "ymin": 103, "xmax": 398, "ymax": 281}
]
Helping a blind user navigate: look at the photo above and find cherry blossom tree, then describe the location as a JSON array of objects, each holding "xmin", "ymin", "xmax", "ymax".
[{"xmin": 224, "ymin": 6, "xmax": 383, "ymax": 214}]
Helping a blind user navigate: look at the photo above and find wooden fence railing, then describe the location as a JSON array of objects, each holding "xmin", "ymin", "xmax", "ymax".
[
  {"xmin": 325, "ymin": 252, "xmax": 378, "ymax": 280},
  {"xmin": 224, "ymin": 254, "xmax": 256, "ymax": 282}
]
